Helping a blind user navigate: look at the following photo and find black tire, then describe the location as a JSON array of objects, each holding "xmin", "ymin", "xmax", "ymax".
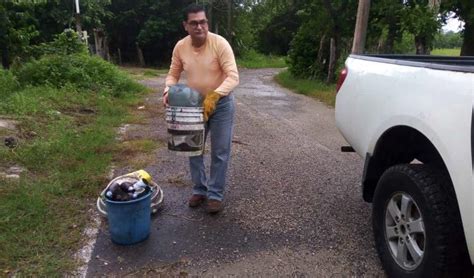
[{"xmin": 372, "ymin": 164, "xmax": 471, "ymax": 278}]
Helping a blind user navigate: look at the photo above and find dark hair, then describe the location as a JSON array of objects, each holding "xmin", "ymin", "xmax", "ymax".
[{"xmin": 183, "ymin": 4, "xmax": 207, "ymax": 21}]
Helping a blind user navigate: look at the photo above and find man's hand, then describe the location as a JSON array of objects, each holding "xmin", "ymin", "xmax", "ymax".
[
  {"xmin": 162, "ymin": 91, "xmax": 169, "ymax": 107},
  {"xmin": 203, "ymin": 91, "xmax": 221, "ymax": 121}
]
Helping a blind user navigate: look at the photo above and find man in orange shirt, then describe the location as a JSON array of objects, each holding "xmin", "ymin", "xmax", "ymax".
[{"xmin": 163, "ymin": 4, "xmax": 239, "ymax": 213}]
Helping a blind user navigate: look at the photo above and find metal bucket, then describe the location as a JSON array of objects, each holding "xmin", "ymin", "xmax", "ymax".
[{"xmin": 166, "ymin": 106, "xmax": 204, "ymax": 156}]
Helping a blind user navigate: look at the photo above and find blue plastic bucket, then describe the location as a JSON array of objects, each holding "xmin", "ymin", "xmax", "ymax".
[{"xmin": 105, "ymin": 190, "xmax": 152, "ymax": 245}]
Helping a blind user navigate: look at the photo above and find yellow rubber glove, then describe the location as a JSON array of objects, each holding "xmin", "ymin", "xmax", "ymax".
[{"xmin": 203, "ymin": 91, "xmax": 221, "ymax": 122}]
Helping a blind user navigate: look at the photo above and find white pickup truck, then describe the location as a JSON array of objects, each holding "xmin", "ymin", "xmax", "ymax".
[{"xmin": 335, "ymin": 54, "xmax": 474, "ymax": 277}]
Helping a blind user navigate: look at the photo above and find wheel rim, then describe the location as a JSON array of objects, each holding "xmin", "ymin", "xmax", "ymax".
[{"xmin": 384, "ymin": 192, "xmax": 425, "ymax": 271}]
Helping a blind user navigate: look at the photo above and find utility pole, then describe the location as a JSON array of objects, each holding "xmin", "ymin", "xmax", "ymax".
[
  {"xmin": 351, "ymin": 0, "xmax": 371, "ymax": 54},
  {"xmin": 74, "ymin": 0, "xmax": 82, "ymax": 39}
]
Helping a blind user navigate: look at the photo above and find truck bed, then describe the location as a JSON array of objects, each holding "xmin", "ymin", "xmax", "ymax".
[{"xmin": 352, "ymin": 54, "xmax": 474, "ymax": 73}]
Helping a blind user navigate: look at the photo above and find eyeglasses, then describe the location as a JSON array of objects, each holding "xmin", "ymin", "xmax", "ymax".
[{"xmin": 187, "ymin": 19, "xmax": 208, "ymax": 28}]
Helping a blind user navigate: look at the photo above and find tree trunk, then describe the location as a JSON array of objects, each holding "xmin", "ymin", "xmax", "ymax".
[
  {"xmin": 75, "ymin": 14, "xmax": 82, "ymax": 40},
  {"xmin": 428, "ymin": 0, "xmax": 441, "ymax": 12},
  {"xmin": 415, "ymin": 35, "xmax": 430, "ymax": 55},
  {"xmin": 93, "ymin": 28, "xmax": 111, "ymax": 60},
  {"xmin": 415, "ymin": 0, "xmax": 440, "ymax": 55},
  {"xmin": 312, "ymin": 34, "xmax": 327, "ymax": 79},
  {"xmin": 352, "ymin": 0, "xmax": 371, "ymax": 54},
  {"xmin": 461, "ymin": 22, "xmax": 474, "ymax": 56},
  {"xmin": 317, "ymin": 34, "xmax": 327, "ymax": 64},
  {"xmin": 136, "ymin": 43, "xmax": 145, "ymax": 66},
  {"xmin": 384, "ymin": 23, "xmax": 397, "ymax": 54},
  {"xmin": 94, "ymin": 29, "xmax": 103, "ymax": 58},
  {"xmin": 327, "ymin": 37, "xmax": 336, "ymax": 83},
  {"xmin": 322, "ymin": 0, "xmax": 345, "ymax": 82}
]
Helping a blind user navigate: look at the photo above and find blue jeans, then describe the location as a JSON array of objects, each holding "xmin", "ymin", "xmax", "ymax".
[{"xmin": 190, "ymin": 94, "xmax": 235, "ymax": 201}]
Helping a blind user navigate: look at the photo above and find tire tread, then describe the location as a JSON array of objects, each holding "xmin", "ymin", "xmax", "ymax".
[{"xmin": 373, "ymin": 164, "xmax": 471, "ymax": 277}]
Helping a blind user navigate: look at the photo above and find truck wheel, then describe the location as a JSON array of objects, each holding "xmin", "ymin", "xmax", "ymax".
[{"xmin": 372, "ymin": 164, "xmax": 471, "ymax": 277}]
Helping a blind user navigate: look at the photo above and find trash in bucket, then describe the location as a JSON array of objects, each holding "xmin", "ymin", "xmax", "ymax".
[
  {"xmin": 105, "ymin": 186, "xmax": 152, "ymax": 245},
  {"xmin": 96, "ymin": 170, "xmax": 164, "ymax": 217}
]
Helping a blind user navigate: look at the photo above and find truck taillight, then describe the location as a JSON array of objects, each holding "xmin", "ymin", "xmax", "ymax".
[{"xmin": 336, "ymin": 67, "xmax": 348, "ymax": 93}]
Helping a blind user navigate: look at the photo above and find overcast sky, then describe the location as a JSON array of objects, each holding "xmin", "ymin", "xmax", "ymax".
[{"xmin": 442, "ymin": 16, "xmax": 464, "ymax": 33}]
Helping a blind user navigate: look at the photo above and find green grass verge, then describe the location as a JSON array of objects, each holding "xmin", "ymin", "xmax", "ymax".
[
  {"xmin": 237, "ymin": 50, "xmax": 286, "ymax": 69},
  {"xmin": 274, "ymin": 70, "xmax": 336, "ymax": 107},
  {"xmin": 0, "ymin": 69, "xmax": 147, "ymax": 276},
  {"xmin": 431, "ymin": 48, "xmax": 460, "ymax": 56},
  {"xmin": 121, "ymin": 67, "xmax": 169, "ymax": 80}
]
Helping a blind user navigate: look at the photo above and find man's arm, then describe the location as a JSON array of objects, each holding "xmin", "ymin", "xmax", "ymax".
[
  {"xmin": 164, "ymin": 43, "xmax": 183, "ymax": 95},
  {"xmin": 214, "ymin": 39, "xmax": 239, "ymax": 95}
]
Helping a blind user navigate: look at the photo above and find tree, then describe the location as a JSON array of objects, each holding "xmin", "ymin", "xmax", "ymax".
[
  {"xmin": 103, "ymin": 0, "xmax": 192, "ymax": 66},
  {"xmin": 257, "ymin": 7, "xmax": 301, "ymax": 55},
  {"xmin": 367, "ymin": 0, "xmax": 405, "ymax": 54},
  {"xmin": 367, "ymin": 0, "xmax": 442, "ymax": 55},
  {"xmin": 287, "ymin": 0, "xmax": 357, "ymax": 82},
  {"xmin": 320, "ymin": 0, "xmax": 358, "ymax": 82},
  {"xmin": 442, "ymin": 0, "xmax": 474, "ymax": 55},
  {"xmin": 403, "ymin": 0, "xmax": 440, "ymax": 54},
  {"xmin": 0, "ymin": 2, "xmax": 40, "ymax": 68},
  {"xmin": 0, "ymin": 0, "xmax": 114, "ymax": 68}
]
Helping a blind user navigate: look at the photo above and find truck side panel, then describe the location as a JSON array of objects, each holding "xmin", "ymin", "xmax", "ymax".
[{"xmin": 335, "ymin": 57, "xmax": 474, "ymax": 261}]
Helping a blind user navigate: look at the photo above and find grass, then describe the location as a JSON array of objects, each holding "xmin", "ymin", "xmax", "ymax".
[
  {"xmin": 431, "ymin": 48, "xmax": 461, "ymax": 56},
  {"xmin": 0, "ymin": 62, "xmax": 149, "ymax": 276},
  {"xmin": 274, "ymin": 70, "xmax": 336, "ymax": 107},
  {"xmin": 237, "ymin": 50, "xmax": 286, "ymax": 69},
  {"xmin": 121, "ymin": 67, "xmax": 169, "ymax": 80},
  {"xmin": 121, "ymin": 51, "xmax": 286, "ymax": 74},
  {"xmin": 114, "ymin": 139, "xmax": 162, "ymax": 169}
]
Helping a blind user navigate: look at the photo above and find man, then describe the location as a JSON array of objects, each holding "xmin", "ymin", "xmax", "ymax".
[{"xmin": 163, "ymin": 4, "xmax": 239, "ymax": 213}]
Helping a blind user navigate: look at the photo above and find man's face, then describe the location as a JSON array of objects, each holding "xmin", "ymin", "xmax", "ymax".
[{"xmin": 183, "ymin": 11, "xmax": 208, "ymax": 42}]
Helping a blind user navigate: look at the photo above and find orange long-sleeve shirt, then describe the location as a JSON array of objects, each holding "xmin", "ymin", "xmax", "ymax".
[{"xmin": 165, "ymin": 32, "xmax": 239, "ymax": 96}]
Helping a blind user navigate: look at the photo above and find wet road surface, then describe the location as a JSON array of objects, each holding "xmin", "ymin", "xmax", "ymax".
[{"xmin": 86, "ymin": 68, "xmax": 385, "ymax": 276}]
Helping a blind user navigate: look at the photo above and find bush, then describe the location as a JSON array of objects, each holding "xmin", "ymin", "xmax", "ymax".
[
  {"xmin": 30, "ymin": 29, "xmax": 88, "ymax": 58},
  {"xmin": 237, "ymin": 49, "xmax": 286, "ymax": 68},
  {"xmin": 14, "ymin": 54, "xmax": 144, "ymax": 96},
  {"xmin": 287, "ymin": 20, "xmax": 321, "ymax": 78},
  {"xmin": 0, "ymin": 69, "xmax": 20, "ymax": 98}
]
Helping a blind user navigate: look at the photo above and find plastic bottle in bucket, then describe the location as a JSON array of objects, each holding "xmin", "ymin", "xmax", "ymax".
[
  {"xmin": 168, "ymin": 84, "xmax": 203, "ymax": 107},
  {"xmin": 105, "ymin": 186, "xmax": 152, "ymax": 245}
]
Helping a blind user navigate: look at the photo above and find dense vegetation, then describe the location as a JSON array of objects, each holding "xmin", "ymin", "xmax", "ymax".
[
  {"xmin": 1, "ymin": 0, "xmax": 472, "ymax": 83},
  {"xmin": 0, "ymin": 30, "xmax": 147, "ymax": 276}
]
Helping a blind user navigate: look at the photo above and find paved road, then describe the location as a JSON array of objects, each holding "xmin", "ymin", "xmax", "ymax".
[{"xmin": 86, "ymin": 68, "xmax": 384, "ymax": 276}]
